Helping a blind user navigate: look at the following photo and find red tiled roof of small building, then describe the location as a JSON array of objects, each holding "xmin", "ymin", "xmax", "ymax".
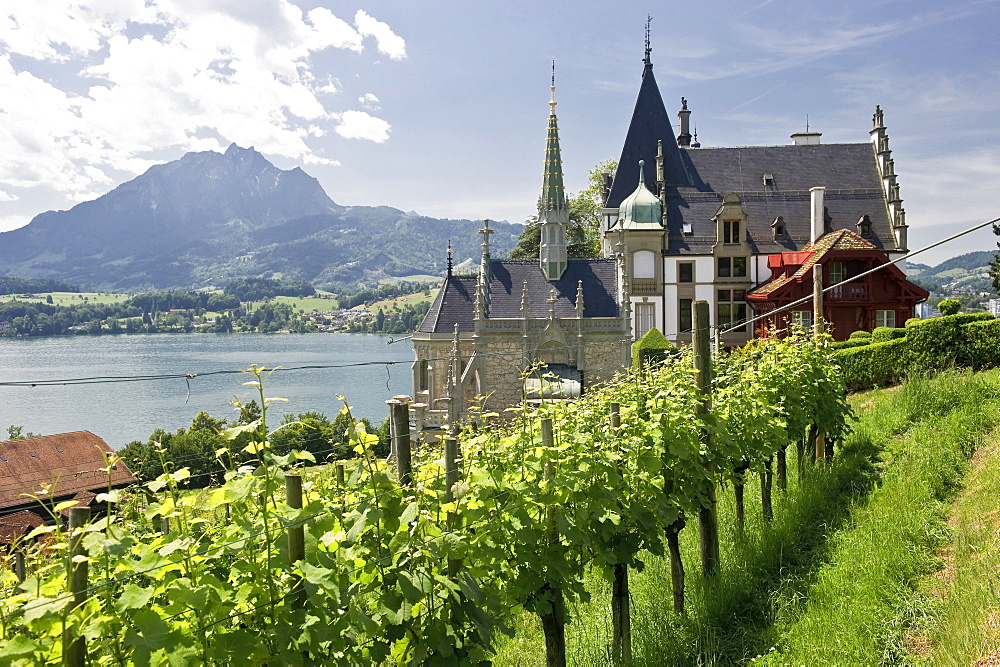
[
  {"xmin": 748, "ymin": 229, "xmax": 884, "ymax": 298},
  {"xmin": 0, "ymin": 431, "xmax": 136, "ymax": 511},
  {"xmin": 0, "ymin": 509, "xmax": 46, "ymax": 544}
]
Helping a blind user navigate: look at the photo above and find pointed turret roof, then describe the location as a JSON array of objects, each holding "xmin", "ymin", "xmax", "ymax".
[
  {"xmin": 606, "ymin": 59, "xmax": 690, "ymax": 208},
  {"xmin": 539, "ymin": 69, "xmax": 568, "ymax": 214}
]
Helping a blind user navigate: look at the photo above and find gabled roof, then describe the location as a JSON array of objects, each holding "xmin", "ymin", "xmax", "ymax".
[
  {"xmin": 747, "ymin": 229, "xmax": 917, "ymax": 299},
  {"xmin": 0, "ymin": 431, "xmax": 136, "ymax": 511},
  {"xmin": 418, "ymin": 258, "xmax": 619, "ymax": 333},
  {"xmin": 606, "ymin": 62, "xmax": 898, "ymax": 255}
]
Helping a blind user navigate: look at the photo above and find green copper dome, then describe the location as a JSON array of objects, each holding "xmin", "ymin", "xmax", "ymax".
[{"xmin": 619, "ymin": 160, "xmax": 662, "ymax": 229}]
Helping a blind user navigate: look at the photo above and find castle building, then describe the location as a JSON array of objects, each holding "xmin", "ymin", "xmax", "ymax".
[
  {"xmin": 411, "ymin": 75, "xmax": 630, "ymax": 427},
  {"xmin": 413, "ymin": 43, "xmax": 928, "ymax": 424},
  {"xmin": 603, "ymin": 44, "xmax": 926, "ymax": 345}
]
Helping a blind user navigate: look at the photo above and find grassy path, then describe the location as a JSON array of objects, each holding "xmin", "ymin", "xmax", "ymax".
[{"xmin": 908, "ymin": 429, "xmax": 1000, "ymax": 665}]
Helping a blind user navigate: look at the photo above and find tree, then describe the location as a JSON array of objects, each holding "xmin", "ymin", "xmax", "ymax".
[{"xmin": 508, "ymin": 158, "xmax": 616, "ymax": 260}]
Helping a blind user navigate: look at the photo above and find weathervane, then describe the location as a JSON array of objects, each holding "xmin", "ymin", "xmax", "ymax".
[{"xmin": 644, "ymin": 15, "xmax": 653, "ymax": 65}]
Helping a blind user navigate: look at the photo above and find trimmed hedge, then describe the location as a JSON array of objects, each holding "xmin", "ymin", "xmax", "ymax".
[
  {"xmin": 906, "ymin": 311, "xmax": 993, "ymax": 370},
  {"xmin": 871, "ymin": 326, "xmax": 906, "ymax": 343},
  {"xmin": 835, "ymin": 312, "xmax": 997, "ymax": 390},
  {"xmin": 835, "ymin": 338, "xmax": 911, "ymax": 392},
  {"xmin": 631, "ymin": 327, "xmax": 677, "ymax": 369},
  {"xmin": 831, "ymin": 339, "xmax": 871, "ymax": 350},
  {"xmin": 849, "ymin": 330, "xmax": 872, "ymax": 341},
  {"xmin": 962, "ymin": 318, "xmax": 1000, "ymax": 370}
]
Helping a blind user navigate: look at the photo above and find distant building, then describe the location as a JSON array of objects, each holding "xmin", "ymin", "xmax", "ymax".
[
  {"xmin": 989, "ymin": 299, "xmax": 1000, "ymax": 318},
  {"xmin": 0, "ymin": 431, "xmax": 136, "ymax": 545}
]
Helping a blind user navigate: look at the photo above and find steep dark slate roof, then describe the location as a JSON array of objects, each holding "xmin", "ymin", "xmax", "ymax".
[
  {"xmin": 607, "ymin": 64, "xmax": 690, "ymax": 208},
  {"xmin": 418, "ymin": 259, "xmax": 619, "ymax": 333},
  {"xmin": 607, "ymin": 63, "xmax": 897, "ymax": 255}
]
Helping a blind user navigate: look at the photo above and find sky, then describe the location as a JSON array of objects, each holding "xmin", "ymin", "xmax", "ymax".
[{"xmin": 1, "ymin": 0, "xmax": 998, "ymax": 266}]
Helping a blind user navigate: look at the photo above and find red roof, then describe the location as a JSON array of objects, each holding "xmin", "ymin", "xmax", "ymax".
[
  {"xmin": 748, "ymin": 229, "xmax": 900, "ymax": 299},
  {"xmin": 0, "ymin": 509, "xmax": 46, "ymax": 544},
  {"xmin": 0, "ymin": 431, "xmax": 136, "ymax": 511}
]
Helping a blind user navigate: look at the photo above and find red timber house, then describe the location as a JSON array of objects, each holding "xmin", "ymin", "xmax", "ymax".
[
  {"xmin": 747, "ymin": 228, "xmax": 929, "ymax": 340},
  {"xmin": 0, "ymin": 431, "xmax": 136, "ymax": 546}
]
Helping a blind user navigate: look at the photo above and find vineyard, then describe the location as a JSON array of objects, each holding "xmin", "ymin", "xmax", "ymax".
[{"xmin": 2, "ymin": 330, "xmax": 856, "ymax": 665}]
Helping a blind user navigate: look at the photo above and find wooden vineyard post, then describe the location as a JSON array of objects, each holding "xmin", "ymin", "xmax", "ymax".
[
  {"xmin": 776, "ymin": 446, "xmax": 788, "ymax": 491},
  {"xmin": 336, "ymin": 463, "xmax": 345, "ymax": 489},
  {"xmin": 15, "ymin": 550, "xmax": 25, "ymax": 583},
  {"xmin": 815, "ymin": 429, "xmax": 827, "ymax": 464},
  {"xmin": 693, "ymin": 300, "xmax": 719, "ymax": 577},
  {"xmin": 444, "ymin": 436, "xmax": 463, "ymax": 578},
  {"xmin": 609, "ymin": 402, "xmax": 632, "ymax": 666},
  {"xmin": 285, "ymin": 474, "xmax": 306, "ymax": 610},
  {"xmin": 761, "ymin": 458, "xmax": 774, "ymax": 522},
  {"xmin": 539, "ymin": 418, "xmax": 567, "ymax": 667},
  {"xmin": 664, "ymin": 477, "xmax": 686, "ymax": 614},
  {"xmin": 387, "ymin": 397, "xmax": 413, "ymax": 487},
  {"xmin": 813, "ymin": 263, "xmax": 824, "ymax": 339},
  {"xmin": 64, "ymin": 506, "xmax": 90, "ymax": 667}
]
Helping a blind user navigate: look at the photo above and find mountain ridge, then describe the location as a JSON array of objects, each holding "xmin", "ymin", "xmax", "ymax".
[{"xmin": 0, "ymin": 144, "xmax": 517, "ymax": 291}]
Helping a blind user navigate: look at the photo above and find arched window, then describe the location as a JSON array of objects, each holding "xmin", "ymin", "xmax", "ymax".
[{"xmin": 633, "ymin": 250, "xmax": 655, "ymax": 279}]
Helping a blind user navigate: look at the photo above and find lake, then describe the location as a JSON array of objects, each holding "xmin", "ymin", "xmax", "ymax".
[{"xmin": 0, "ymin": 333, "xmax": 414, "ymax": 449}]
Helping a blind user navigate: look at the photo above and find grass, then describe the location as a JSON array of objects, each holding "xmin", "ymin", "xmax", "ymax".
[
  {"xmin": 366, "ymin": 290, "xmax": 435, "ymax": 312},
  {"xmin": 490, "ymin": 369, "xmax": 1000, "ymax": 665},
  {"xmin": 268, "ymin": 294, "xmax": 339, "ymax": 312},
  {"xmin": 4, "ymin": 291, "xmax": 132, "ymax": 306},
  {"xmin": 911, "ymin": 430, "xmax": 1000, "ymax": 664}
]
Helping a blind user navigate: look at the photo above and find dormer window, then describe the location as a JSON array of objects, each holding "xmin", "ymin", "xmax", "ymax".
[
  {"xmin": 857, "ymin": 214, "xmax": 872, "ymax": 237},
  {"xmin": 723, "ymin": 220, "xmax": 741, "ymax": 244},
  {"xmin": 763, "ymin": 173, "xmax": 774, "ymax": 187},
  {"xmin": 771, "ymin": 216, "xmax": 786, "ymax": 241},
  {"xmin": 682, "ymin": 222, "xmax": 693, "ymax": 235}
]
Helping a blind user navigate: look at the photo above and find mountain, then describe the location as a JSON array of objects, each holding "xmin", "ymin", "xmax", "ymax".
[
  {"xmin": 906, "ymin": 251, "xmax": 995, "ymax": 296},
  {"xmin": 0, "ymin": 144, "xmax": 518, "ymax": 291}
]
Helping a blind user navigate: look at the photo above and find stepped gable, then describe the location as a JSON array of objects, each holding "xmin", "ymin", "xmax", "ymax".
[
  {"xmin": 0, "ymin": 431, "xmax": 136, "ymax": 510},
  {"xmin": 418, "ymin": 258, "xmax": 619, "ymax": 333},
  {"xmin": 665, "ymin": 144, "xmax": 893, "ymax": 255}
]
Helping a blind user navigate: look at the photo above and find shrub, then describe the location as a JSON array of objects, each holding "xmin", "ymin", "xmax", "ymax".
[
  {"xmin": 871, "ymin": 326, "xmax": 906, "ymax": 343},
  {"xmin": 834, "ymin": 338, "xmax": 911, "ymax": 391},
  {"xmin": 937, "ymin": 298, "xmax": 962, "ymax": 315},
  {"xmin": 848, "ymin": 330, "xmax": 872, "ymax": 341},
  {"xmin": 831, "ymin": 339, "xmax": 870, "ymax": 350},
  {"xmin": 631, "ymin": 327, "xmax": 677, "ymax": 369},
  {"xmin": 962, "ymin": 318, "xmax": 1000, "ymax": 370},
  {"xmin": 906, "ymin": 312, "xmax": 994, "ymax": 371}
]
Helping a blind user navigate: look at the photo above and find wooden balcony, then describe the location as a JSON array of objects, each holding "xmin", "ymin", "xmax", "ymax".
[{"xmin": 827, "ymin": 280, "xmax": 869, "ymax": 301}]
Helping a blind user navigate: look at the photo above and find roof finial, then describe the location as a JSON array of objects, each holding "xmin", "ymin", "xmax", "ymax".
[
  {"xmin": 550, "ymin": 59, "xmax": 557, "ymax": 112},
  {"xmin": 638, "ymin": 159, "xmax": 645, "ymax": 186},
  {"xmin": 446, "ymin": 240, "xmax": 453, "ymax": 277},
  {"xmin": 643, "ymin": 15, "xmax": 653, "ymax": 67},
  {"xmin": 806, "ymin": 114, "xmax": 810, "ymax": 132}
]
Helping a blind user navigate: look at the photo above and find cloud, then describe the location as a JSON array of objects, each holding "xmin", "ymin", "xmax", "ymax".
[
  {"xmin": 336, "ymin": 110, "xmax": 391, "ymax": 143},
  {"xmin": 359, "ymin": 93, "xmax": 380, "ymax": 110},
  {"xmin": 0, "ymin": 1, "xmax": 404, "ymax": 202},
  {"xmin": 0, "ymin": 189, "xmax": 18, "ymax": 202},
  {"xmin": 354, "ymin": 10, "xmax": 406, "ymax": 60}
]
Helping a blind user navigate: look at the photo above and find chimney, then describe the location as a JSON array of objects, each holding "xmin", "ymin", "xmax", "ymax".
[
  {"xmin": 810, "ymin": 187, "xmax": 826, "ymax": 243},
  {"xmin": 791, "ymin": 131, "xmax": 822, "ymax": 146},
  {"xmin": 677, "ymin": 97, "xmax": 692, "ymax": 147}
]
